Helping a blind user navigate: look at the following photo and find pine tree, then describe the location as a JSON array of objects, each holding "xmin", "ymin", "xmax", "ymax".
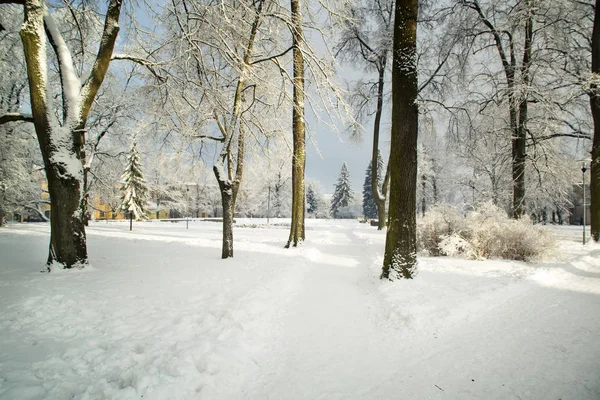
[
  {"xmin": 306, "ymin": 184, "xmax": 318, "ymax": 216},
  {"xmin": 330, "ymin": 162, "xmax": 355, "ymax": 218},
  {"xmin": 121, "ymin": 138, "xmax": 149, "ymax": 226}
]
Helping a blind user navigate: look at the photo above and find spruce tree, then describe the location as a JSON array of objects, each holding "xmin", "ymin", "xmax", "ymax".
[
  {"xmin": 362, "ymin": 161, "xmax": 377, "ymax": 219},
  {"xmin": 330, "ymin": 162, "xmax": 354, "ymax": 218},
  {"xmin": 306, "ymin": 184, "xmax": 318, "ymax": 216},
  {"xmin": 362, "ymin": 152, "xmax": 384, "ymax": 219},
  {"xmin": 121, "ymin": 138, "xmax": 149, "ymax": 227}
]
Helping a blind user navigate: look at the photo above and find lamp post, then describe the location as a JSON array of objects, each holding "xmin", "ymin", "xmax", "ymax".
[
  {"xmin": 582, "ymin": 163, "xmax": 587, "ymax": 245},
  {"xmin": 186, "ymin": 186, "xmax": 190, "ymax": 229}
]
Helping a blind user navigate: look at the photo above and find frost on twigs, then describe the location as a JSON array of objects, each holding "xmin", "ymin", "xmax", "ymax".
[
  {"xmin": 585, "ymin": 73, "xmax": 600, "ymax": 95},
  {"xmin": 417, "ymin": 202, "xmax": 556, "ymax": 262}
]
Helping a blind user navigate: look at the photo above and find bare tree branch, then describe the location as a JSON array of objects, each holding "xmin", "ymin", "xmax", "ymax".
[
  {"xmin": 111, "ymin": 54, "xmax": 167, "ymax": 82},
  {"xmin": 0, "ymin": 113, "xmax": 34, "ymax": 125}
]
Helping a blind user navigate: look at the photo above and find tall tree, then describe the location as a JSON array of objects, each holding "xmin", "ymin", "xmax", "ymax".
[
  {"xmin": 591, "ymin": 0, "xmax": 600, "ymax": 241},
  {"xmin": 286, "ymin": 0, "xmax": 306, "ymax": 248},
  {"xmin": 0, "ymin": 0, "xmax": 123, "ymax": 268},
  {"xmin": 460, "ymin": 0, "xmax": 535, "ymax": 218},
  {"xmin": 335, "ymin": 0, "xmax": 393, "ymax": 230},
  {"xmin": 120, "ymin": 138, "xmax": 148, "ymax": 229},
  {"xmin": 165, "ymin": 0, "xmax": 296, "ymax": 259},
  {"xmin": 330, "ymin": 162, "xmax": 354, "ymax": 218},
  {"xmin": 381, "ymin": 0, "xmax": 418, "ymax": 280},
  {"xmin": 362, "ymin": 153, "xmax": 383, "ymax": 219}
]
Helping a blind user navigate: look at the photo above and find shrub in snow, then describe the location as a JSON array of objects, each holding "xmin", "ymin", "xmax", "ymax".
[
  {"xmin": 438, "ymin": 234, "xmax": 475, "ymax": 258},
  {"xmin": 417, "ymin": 202, "xmax": 555, "ymax": 262},
  {"xmin": 417, "ymin": 205, "xmax": 466, "ymax": 256}
]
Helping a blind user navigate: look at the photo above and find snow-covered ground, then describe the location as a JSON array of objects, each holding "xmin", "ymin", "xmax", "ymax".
[{"xmin": 1, "ymin": 220, "xmax": 599, "ymax": 400}]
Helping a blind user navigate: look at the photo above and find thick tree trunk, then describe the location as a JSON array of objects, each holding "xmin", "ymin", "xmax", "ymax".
[
  {"xmin": 513, "ymin": 12, "xmax": 533, "ymax": 219},
  {"xmin": 512, "ymin": 105, "xmax": 526, "ymax": 218},
  {"xmin": 20, "ymin": 2, "xmax": 87, "ymax": 268},
  {"xmin": 590, "ymin": 0, "xmax": 600, "ymax": 242},
  {"xmin": 44, "ymin": 145, "xmax": 88, "ymax": 267},
  {"xmin": 381, "ymin": 0, "xmax": 418, "ymax": 280},
  {"xmin": 372, "ymin": 61, "xmax": 388, "ymax": 230},
  {"xmin": 286, "ymin": 0, "xmax": 306, "ymax": 248},
  {"xmin": 17, "ymin": 0, "xmax": 122, "ymax": 268}
]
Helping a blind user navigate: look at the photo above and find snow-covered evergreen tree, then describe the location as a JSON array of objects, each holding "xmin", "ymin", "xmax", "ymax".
[
  {"xmin": 121, "ymin": 138, "xmax": 149, "ymax": 221},
  {"xmin": 330, "ymin": 162, "xmax": 355, "ymax": 219},
  {"xmin": 362, "ymin": 152, "xmax": 383, "ymax": 219},
  {"xmin": 362, "ymin": 161, "xmax": 376, "ymax": 219},
  {"xmin": 306, "ymin": 184, "xmax": 318, "ymax": 216}
]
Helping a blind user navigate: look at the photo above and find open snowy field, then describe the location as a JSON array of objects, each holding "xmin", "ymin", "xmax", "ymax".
[{"xmin": 1, "ymin": 220, "xmax": 599, "ymax": 400}]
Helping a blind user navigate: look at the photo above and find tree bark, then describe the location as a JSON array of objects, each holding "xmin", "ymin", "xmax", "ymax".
[
  {"xmin": 286, "ymin": 0, "xmax": 306, "ymax": 248},
  {"xmin": 381, "ymin": 0, "xmax": 418, "ymax": 280},
  {"xmin": 421, "ymin": 174, "xmax": 426, "ymax": 217},
  {"xmin": 372, "ymin": 60, "xmax": 390, "ymax": 231},
  {"xmin": 217, "ymin": 177, "xmax": 234, "ymax": 259},
  {"xmin": 211, "ymin": 0, "xmax": 263, "ymax": 259},
  {"xmin": 514, "ymin": 9, "xmax": 533, "ymax": 219},
  {"xmin": 43, "ymin": 155, "xmax": 88, "ymax": 267},
  {"xmin": 16, "ymin": 0, "xmax": 122, "ymax": 268},
  {"xmin": 465, "ymin": 1, "xmax": 525, "ymax": 219},
  {"xmin": 19, "ymin": 0, "xmax": 87, "ymax": 268},
  {"xmin": 591, "ymin": 0, "xmax": 600, "ymax": 241}
]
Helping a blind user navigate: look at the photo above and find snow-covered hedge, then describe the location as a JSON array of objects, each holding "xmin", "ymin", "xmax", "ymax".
[{"xmin": 417, "ymin": 203, "xmax": 555, "ymax": 261}]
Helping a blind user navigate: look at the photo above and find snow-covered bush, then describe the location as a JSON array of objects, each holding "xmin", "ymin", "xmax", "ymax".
[
  {"xmin": 417, "ymin": 205, "xmax": 466, "ymax": 256},
  {"xmin": 438, "ymin": 234, "xmax": 475, "ymax": 258},
  {"xmin": 417, "ymin": 203, "xmax": 555, "ymax": 262}
]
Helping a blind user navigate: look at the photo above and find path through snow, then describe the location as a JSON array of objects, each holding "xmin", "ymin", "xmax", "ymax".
[{"xmin": 0, "ymin": 220, "xmax": 599, "ymax": 399}]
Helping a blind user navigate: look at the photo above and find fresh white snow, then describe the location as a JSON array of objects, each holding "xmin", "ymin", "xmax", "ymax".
[
  {"xmin": 0, "ymin": 220, "xmax": 599, "ymax": 399},
  {"xmin": 43, "ymin": 11, "xmax": 81, "ymax": 125}
]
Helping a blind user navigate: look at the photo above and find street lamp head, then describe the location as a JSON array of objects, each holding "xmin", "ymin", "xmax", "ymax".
[{"xmin": 582, "ymin": 166, "xmax": 587, "ymax": 173}]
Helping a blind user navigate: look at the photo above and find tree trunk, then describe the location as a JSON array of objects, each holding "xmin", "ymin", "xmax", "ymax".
[
  {"xmin": 17, "ymin": 0, "xmax": 122, "ymax": 268},
  {"xmin": 44, "ymin": 150, "xmax": 88, "ymax": 267},
  {"xmin": 20, "ymin": 3, "xmax": 87, "ymax": 268},
  {"xmin": 372, "ymin": 60, "xmax": 388, "ymax": 230},
  {"xmin": 513, "ymin": 11, "xmax": 533, "ymax": 219},
  {"xmin": 432, "ymin": 173, "xmax": 438, "ymax": 205},
  {"xmin": 83, "ymin": 166, "xmax": 90, "ymax": 226},
  {"xmin": 421, "ymin": 174, "xmax": 426, "ymax": 217},
  {"xmin": 591, "ymin": 0, "xmax": 600, "ymax": 242},
  {"xmin": 286, "ymin": 0, "xmax": 306, "ymax": 248},
  {"xmin": 381, "ymin": 0, "xmax": 418, "ymax": 280},
  {"xmin": 218, "ymin": 180, "xmax": 234, "ymax": 259}
]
